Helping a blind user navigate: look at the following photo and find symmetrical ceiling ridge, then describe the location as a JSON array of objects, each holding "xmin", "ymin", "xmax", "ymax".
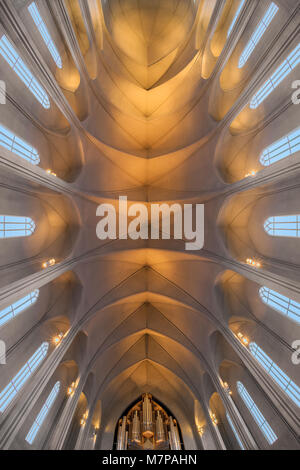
[
  {"xmin": 1, "ymin": 236, "xmax": 299, "ymax": 319},
  {"xmin": 0, "ymin": 2, "xmax": 298, "ymax": 195}
]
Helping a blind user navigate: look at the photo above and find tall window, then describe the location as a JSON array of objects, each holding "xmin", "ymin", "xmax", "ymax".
[
  {"xmin": 0, "ymin": 342, "xmax": 49, "ymax": 412},
  {"xmin": 249, "ymin": 342, "xmax": 300, "ymax": 407},
  {"xmin": 0, "ymin": 35, "xmax": 50, "ymax": 109},
  {"xmin": 26, "ymin": 381, "xmax": 60, "ymax": 444},
  {"xmin": 0, "ymin": 290, "xmax": 39, "ymax": 328},
  {"xmin": 28, "ymin": 2, "xmax": 62, "ymax": 69},
  {"xmin": 260, "ymin": 127, "xmax": 300, "ymax": 166},
  {"xmin": 226, "ymin": 412, "xmax": 245, "ymax": 450},
  {"xmin": 237, "ymin": 381, "xmax": 277, "ymax": 444},
  {"xmin": 0, "ymin": 216, "xmax": 36, "ymax": 238},
  {"xmin": 250, "ymin": 43, "xmax": 300, "ymax": 109},
  {"xmin": 227, "ymin": 0, "xmax": 245, "ymax": 38},
  {"xmin": 259, "ymin": 286, "xmax": 300, "ymax": 324},
  {"xmin": 239, "ymin": 3, "xmax": 278, "ymax": 68},
  {"xmin": 0, "ymin": 124, "xmax": 40, "ymax": 165},
  {"xmin": 264, "ymin": 215, "xmax": 300, "ymax": 238}
]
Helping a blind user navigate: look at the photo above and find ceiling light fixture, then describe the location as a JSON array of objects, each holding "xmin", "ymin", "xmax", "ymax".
[
  {"xmin": 222, "ymin": 381, "xmax": 233, "ymax": 395},
  {"xmin": 67, "ymin": 381, "xmax": 76, "ymax": 397},
  {"xmin": 42, "ymin": 258, "xmax": 56, "ymax": 269},
  {"xmin": 246, "ymin": 258, "xmax": 261, "ymax": 268},
  {"xmin": 80, "ymin": 411, "xmax": 88, "ymax": 427},
  {"xmin": 245, "ymin": 170, "xmax": 257, "ymax": 178},
  {"xmin": 210, "ymin": 413, "xmax": 218, "ymax": 426},
  {"xmin": 46, "ymin": 169, "xmax": 57, "ymax": 177},
  {"xmin": 237, "ymin": 332, "xmax": 249, "ymax": 346},
  {"xmin": 53, "ymin": 332, "xmax": 64, "ymax": 346}
]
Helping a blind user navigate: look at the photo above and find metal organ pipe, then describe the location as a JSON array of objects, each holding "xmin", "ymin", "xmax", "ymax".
[
  {"xmin": 156, "ymin": 411, "xmax": 165, "ymax": 442},
  {"xmin": 132, "ymin": 410, "xmax": 141, "ymax": 442},
  {"xmin": 142, "ymin": 394, "xmax": 153, "ymax": 438},
  {"xmin": 115, "ymin": 394, "xmax": 182, "ymax": 449},
  {"xmin": 117, "ymin": 416, "xmax": 127, "ymax": 450},
  {"xmin": 169, "ymin": 416, "xmax": 181, "ymax": 450}
]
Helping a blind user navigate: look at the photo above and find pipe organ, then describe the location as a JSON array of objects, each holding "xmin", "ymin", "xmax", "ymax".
[{"xmin": 115, "ymin": 394, "xmax": 182, "ymax": 450}]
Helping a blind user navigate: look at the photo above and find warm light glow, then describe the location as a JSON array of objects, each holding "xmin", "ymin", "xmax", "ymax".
[
  {"xmin": 46, "ymin": 169, "xmax": 57, "ymax": 177},
  {"xmin": 210, "ymin": 413, "xmax": 218, "ymax": 426},
  {"xmin": 245, "ymin": 170, "xmax": 257, "ymax": 178},
  {"xmin": 237, "ymin": 332, "xmax": 249, "ymax": 347},
  {"xmin": 42, "ymin": 258, "xmax": 56, "ymax": 269},
  {"xmin": 67, "ymin": 382, "xmax": 76, "ymax": 396},
  {"xmin": 198, "ymin": 426, "xmax": 205, "ymax": 436},
  {"xmin": 80, "ymin": 411, "xmax": 89, "ymax": 426},
  {"xmin": 53, "ymin": 332, "xmax": 64, "ymax": 346},
  {"xmin": 246, "ymin": 258, "xmax": 261, "ymax": 268}
]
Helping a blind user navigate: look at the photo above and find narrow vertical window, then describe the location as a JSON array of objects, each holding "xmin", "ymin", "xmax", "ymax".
[
  {"xmin": 226, "ymin": 412, "xmax": 245, "ymax": 450},
  {"xmin": 0, "ymin": 290, "xmax": 39, "ymax": 328},
  {"xmin": 238, "ymin": 3, "xmax": 278, "ymax": 68},
  {"xmin": 0, "ymin": 342, "xmax": 49, "ymax": 412},
  {"xmin": 0, "ymin": 35, "xmax": 50, "ymax": 108},
  {"xmin": 0, "ymin": 124, "xmax": 40, "ymax": 165},
  {"xmin": 0, "ymin": 216, "xmax": 36, "ymax": 238},
  {"xmin": 250, "ymin": 43, "xmax": 300, "ymax": 108},
  {"xmin": 259, "ymin": 286, "xmax": 300, "ymax": 324},
  {"xmin": 227, "ymin": 0, "xmax": 245, "ymax": 38},
  {"xmin": 260, "ymin": 128, "xmax": 300, "ymax": 166},
  {"xmin": 26, "ymin": 381, "xmax": 60, "ymax": 444},
  {"xmin": 28, "ymin": 2, "xmax": 62, "ymax": 69},
  {"xmin": 264, "ymin": 215, "xmax": 300, "ymax": 238},
  {"xmin": 237, "ymin": 381, "xmax": 277, "ymax": 444},
  {"xmin": 249, "ymin": 343, "xmax": 300, "ymax": 407}
]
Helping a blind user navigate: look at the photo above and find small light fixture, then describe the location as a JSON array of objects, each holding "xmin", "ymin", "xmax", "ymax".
[
  {"xmin": 46, "ymin": 169, "xmax": 57, "ymax": 177},
  {"xmin": 198, "ymin": 426, "xmax": 205, "ymax": 436},
  {"xmin": 80, "ymin": 411, "xmax": 88, "ymax": 427},
  {"xmin": 246, "ymin": 258, "xmax": 261, "ymax": 268},
  {"xmin": 237, "ymin": 332, "xmax": 249, "ymax": 347},
  {"xmin": 53, "ymin": 332, "xmax": 64, "ymax": 346},
  {"xmin": 223, "ymin": 381, "xmax": 233, "ymax": 395},
  {"xmin": 210, "ymin": 413, "xmax": 218, "ymax": 426},
  {"xmin": 245, "ymin": 170, "xmax": 257, "ymax": 178},
  {"xmin": 42, "ymin": 258, "xmax": 56, "ymax": 269},
  {"xmin": 67, "ymin": 381, "xmax": 76, "ymax": 396}
]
